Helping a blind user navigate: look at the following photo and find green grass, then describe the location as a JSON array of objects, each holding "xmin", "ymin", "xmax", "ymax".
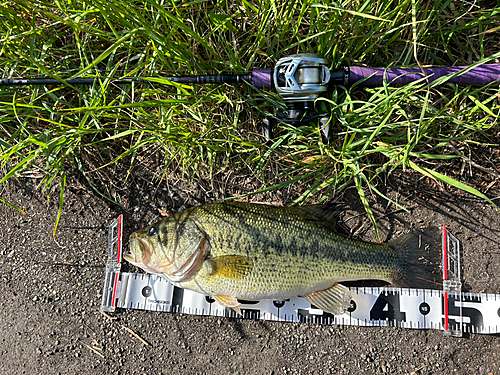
[{"xmin": 1, "ymin": 0, "xmax": 499, "ymax": 237}]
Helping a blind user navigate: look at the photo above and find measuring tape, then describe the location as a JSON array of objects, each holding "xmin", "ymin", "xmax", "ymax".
[{"xmin": 100, "ymin": 215, "xmax": 500, "ymax": 336}]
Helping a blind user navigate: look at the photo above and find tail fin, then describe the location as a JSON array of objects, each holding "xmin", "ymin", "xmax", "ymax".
[{"xmin": 389, "ymin": 226, "xmax": 442, "ymax": 289}]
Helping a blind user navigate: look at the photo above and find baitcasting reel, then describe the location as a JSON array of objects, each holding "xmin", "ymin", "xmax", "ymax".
[
  {"xmin": 3, "ymin": 52, "xmax": 500, "ymax": 144},
  {"xmin": 263, "ymin": 53, "xmax": 349, "ymax": 144},
  {"xmin": 0, "ymin": 53, "xmax": 345, "ymax": 144}
]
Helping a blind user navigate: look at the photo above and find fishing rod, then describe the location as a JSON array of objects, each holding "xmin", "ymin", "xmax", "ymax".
[{"xmin": 2, "ymin": 53, "xmax": 500, "ymax": 144}]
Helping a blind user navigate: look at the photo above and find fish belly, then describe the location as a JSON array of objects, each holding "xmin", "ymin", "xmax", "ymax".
[
  {"xmin": 181, "ymin": 242, "xmax": 396, "ymax": 301},
  {"xmin": 178, "ymin": 203, "xmax": 398, "ymax": 300}
]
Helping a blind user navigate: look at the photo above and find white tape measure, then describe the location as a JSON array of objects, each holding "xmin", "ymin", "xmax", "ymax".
[{"xmin": 100, "ymin": 215, "xmax": 500, "ymax": 336}]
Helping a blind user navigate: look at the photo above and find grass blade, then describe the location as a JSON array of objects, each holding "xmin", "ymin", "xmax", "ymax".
[{"xmin": 53, "ymin": 171, "xmax": 66, "ymax": 237}]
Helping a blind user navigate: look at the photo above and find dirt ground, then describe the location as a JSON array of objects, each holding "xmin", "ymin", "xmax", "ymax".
[{"xmin": 1, "ymin": 169, "xmax": 499, "ymax": 375}]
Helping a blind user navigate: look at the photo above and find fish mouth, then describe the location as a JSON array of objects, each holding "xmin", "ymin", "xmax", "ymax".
[
  {"xmin": 124, "ymin": 230, "xmax": 207, "ymax": 283},
  {"xmin": 124, "ymin": 233, "xmax": 151, "ymax": 265}
]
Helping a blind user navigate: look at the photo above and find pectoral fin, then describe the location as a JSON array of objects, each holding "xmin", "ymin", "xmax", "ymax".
[
  {"xmin": 206, "ymin": 255, "xmax": 253, "ymax": 280},
  {"xmin": 303, "ymin": 283, "xmax": 352, "ymax": 315},
  {"xmin": 214, "ymin": 295, "xmax": 242, "ymax": 315}
]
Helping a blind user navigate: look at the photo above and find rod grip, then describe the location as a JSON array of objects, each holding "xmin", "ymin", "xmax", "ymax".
[{"xmin": 350, "ymin": 64, "xmax": 500, "ymax": 87}]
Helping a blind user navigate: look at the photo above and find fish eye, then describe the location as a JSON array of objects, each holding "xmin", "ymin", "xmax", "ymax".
[{"xmin": 148, "ymin": 226, "xmax": 158, "ymax": 236}]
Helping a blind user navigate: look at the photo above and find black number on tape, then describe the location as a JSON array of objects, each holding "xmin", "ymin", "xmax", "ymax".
[
  {"xmin": 370, "ymin": 292, "xmax": 406, "ymax": 326},
  {"xmin": 172, "ymin": 286, "xmax": 184, "ymax": 312},
  {"xmin": 443, "ymin": 294, "xmax": 484, "ymax": 333},
  {"xmin": 347, "ymin": 300, "xmax": 356, "ymax": 313}
]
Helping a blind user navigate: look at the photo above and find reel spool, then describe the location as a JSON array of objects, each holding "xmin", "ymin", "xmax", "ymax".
[{"xmin": 263, "ymin": 54, "xmax": 348, "ymax": 144}]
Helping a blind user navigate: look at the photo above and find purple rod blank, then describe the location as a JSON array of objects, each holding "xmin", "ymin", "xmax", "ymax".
[
  {"xmin": 251, "ymin": 68, "xmax": 273, "ymax": 89},
  {"xmin": 350, "ymin": 64, "xmax": 500, "ymax": 87}
]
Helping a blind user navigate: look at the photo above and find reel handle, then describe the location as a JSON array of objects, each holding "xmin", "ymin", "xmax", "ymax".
[
  {"xmin": 262, "ymin": 116, "xmax": 274, "ymax": 142},
  {"xmin": 319, "ymin": 116, "xmax": 333, "ymax": 144},
  {"xmin": 261, "ymin": 112, "xmax": 333, "ymax": 145}
]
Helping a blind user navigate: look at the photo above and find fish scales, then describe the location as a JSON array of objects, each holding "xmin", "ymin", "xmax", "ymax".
[
  {"xmin": 181, "ymin": 203, "xmax": 397, "ymax": 300},
  {"xmin": 125, "ymin": 202, "xmax": 439, "ymax": 314}
]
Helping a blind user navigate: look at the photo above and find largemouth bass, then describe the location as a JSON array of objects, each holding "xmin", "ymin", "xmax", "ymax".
[{"xmin": 124, "ymin": 202, "xmax": 440, "ymax": 314}]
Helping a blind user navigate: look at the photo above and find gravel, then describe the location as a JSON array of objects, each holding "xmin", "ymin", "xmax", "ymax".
[{"xmin": 0, "ymin": 175, "xmax": 499, "ymax": 374}]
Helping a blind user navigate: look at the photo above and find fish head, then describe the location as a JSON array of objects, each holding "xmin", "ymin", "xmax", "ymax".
[{"xmin": 125, "ymin": 215, "xmax": 208, "ymax": 283}]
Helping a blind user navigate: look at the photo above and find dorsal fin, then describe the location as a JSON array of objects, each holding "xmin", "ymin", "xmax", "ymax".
[
  {"xmin": 286, "ymin": 205, "xmax": 341, "ymax": 232},
  {"xmin": 297, "ymin": 205, "xmax": 339, "ymax": 222}
]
